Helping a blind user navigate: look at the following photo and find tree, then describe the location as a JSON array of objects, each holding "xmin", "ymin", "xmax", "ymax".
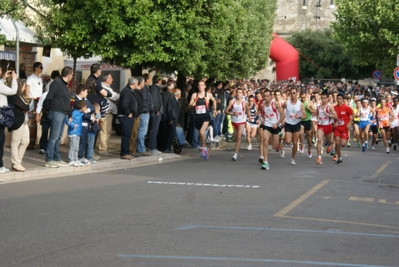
[
  {"xmin": 34, "ymin": 0, "xmax": 277, "ymax": 79},
  {"xmin": 0, "ymin": 0, "xmax": 26, "ymax": 45},
  {"xmin": 331, "ymin": 0, "xmax": 399, "ymax": 76},
  {"xmin": 287, "ymin": 29, "xmax": 374, "ymax": 80}
]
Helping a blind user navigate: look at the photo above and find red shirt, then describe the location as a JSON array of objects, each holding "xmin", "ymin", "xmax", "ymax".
[{"xmin": 334, "ymin": 104, "xmax": 353, "ymax": 128}]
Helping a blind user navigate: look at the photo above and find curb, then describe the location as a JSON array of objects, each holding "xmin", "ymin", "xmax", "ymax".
[{"xmin": 0, "ymin": 154, "xmax": 182, "ymax": 184}]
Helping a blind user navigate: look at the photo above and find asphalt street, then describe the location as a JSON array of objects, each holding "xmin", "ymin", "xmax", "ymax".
[{"xmin": 0, "ymin": 143, "xmax": 398, "ymax": 267}]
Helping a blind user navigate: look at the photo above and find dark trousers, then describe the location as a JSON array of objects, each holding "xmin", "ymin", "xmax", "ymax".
[
  {"xmin": 78, "ymin": 125, "xmax": 89, "ymax": 159},
  {"xmin": 120, "ymin": 116, "xmax": 135, "ymax": 156},
  {"xmin": 39, "ymin": 116, "xmax": 51, "ymax": 151},
  {"xmin": 157, "ymin": 120, "xmax": 176, "ymax": 152},
  {"xmin": 0, "ymin": 126, "xmax": 4, "ymax": 168},
  {"xmin": 148, "ymin": 113, "xmax": 161, "ymax": 150}
]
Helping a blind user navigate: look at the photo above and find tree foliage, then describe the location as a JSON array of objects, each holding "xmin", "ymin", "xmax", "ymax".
[
  {"xmin": 287, "ymin": 29, "xmax": 374, "ymax": 80},
  {"xmin": 0, "ymin": 0, "xmax": 26, "ymax": 45},
  {"xmin": 33, "ymin": 0, "xmax": 276, "ymax": 79},
  {"xmin": 331, "ymin": 0, "xmax": 399, "ymax": 76}
]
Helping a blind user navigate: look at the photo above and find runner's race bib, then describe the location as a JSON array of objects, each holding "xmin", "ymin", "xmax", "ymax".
[{"xmin": 195, "ymin": 105, "xmax": 206, "ymax": 114}]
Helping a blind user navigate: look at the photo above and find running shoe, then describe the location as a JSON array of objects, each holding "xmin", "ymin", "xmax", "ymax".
[
  {"xmin": 316, "ymin": 157, "xmax": 322, "ymax": 165},
  {"xmin": 280, "ymin": 150, "xmax": 285, "ymax": 158},
  {"xmin": 275, "ymin": 146, "xmax": 280, "ymax": 152},
  {"xmin": 347, "ymin": 142, "xmax": 351, "ymax": 147},
  {"xmin": 326, "ymin": 145, "xmax": 332, "ymax": 154},
  {"xmin": 365, "ymin": 143, "xmax": 368, "ymax": 149},
  {"xmin": 261, "ymin": 161, "xmax": 270, "ymax": 170},
  {"xmin": 290, "ymin": 159, "xmax": 296, "ymax": 165},
  {"xmin": 232, "ymin": 153, "xmax": 238, "ymax": 161},
  {"xmin": 200, "ymin": 148, "xmax": 207, "ymax": 159},
  {"xmin": 247, "ymin": 144, "xmax": 252, "ymax": 151},
  {"xmin": 357, "ymin": 143, "xmax": 360, "ymax": 148},
  {"xmin": 336, "ymin": 158, "xmax": 343, "ymax": 164},
  {"xmin": 205, "ymin": 148, "xmax": 210, "ymax": 160},
  {"xmin": 258, "ymin": 156, "xmax": 264, "ymax": 164},
  {"xmin": 330, "ymin": 149, "xmax": 335, "ymax": 156},
  {"xmin": 375, "ymin": 140, "xmax": 379, "ymax": 145},
  {"xmin": 362, "ymin": 144, "xmax": 365, "ymax": 152},
  {"xmin": 308, "ymin": 150, "xmax": 312, "ymax": 159},
  {"xmin": 386, "ymin": 147, "xmax": 390, "ymax": 154},
  {"xmin": 299, "ymin": 145, "xmax": 304, "ymax": 154},
  {"xmin": 332, "ymin": 155, "xmax": 337, "ymax": 161},
  {"xmin": 353, "ymin": 138, "xmax": 357, "ymax": 142},
  {"xmin": 371, "ymin": 146, "xmax": 376, "ymax": 151},
  {"xmin": 312, "ymin": 137, "xmax": 316, "ymax": 144}
]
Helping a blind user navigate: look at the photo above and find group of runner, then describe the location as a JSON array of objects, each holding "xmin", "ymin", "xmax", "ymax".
[{"xmin": 190, "ymin": 81, "xmax": 399, "ymax": 169}]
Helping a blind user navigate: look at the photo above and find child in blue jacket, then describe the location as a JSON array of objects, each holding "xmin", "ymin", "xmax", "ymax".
[{"xmin": 66, "ymin": 100, "xmax": 87, "ymax": 166}]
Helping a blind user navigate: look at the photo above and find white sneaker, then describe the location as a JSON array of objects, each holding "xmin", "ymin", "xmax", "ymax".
[
  {"xmin": 232, "ymin": 153, "xmax": 238, "ymax": 161},
  {"xmin": 299, "ymin": 145, "xmax": 305, "ymax": 154},
  {"xmin": 308, "ymin": 150, "xmax": 312, "ymax": 159},
  {"xmin": 74, "ymin": 161, "xmax": 84, "ymax": 167},
  {"xmin": 280, "ymin": 151, "xmax": 285, "ymax": 158},
  {"xmin": 247, "ymin": 144, "xmax": 252, "ymax": 150},
  {"xmin": 215, "ymin": 135, "xmax": 221, "ymax": 141},
  {"xmin": 372, "ymin": 146, "xmax": 375, "ymax": 151},
  {"xmin": 68, "ymin": 161, "xmax": 76, "ymax": 166},
  {"xmin": 0, "ymin": 166, "xmax": 10, "ymax": 174},
  {"xmin": 290, "ymin": 159, "xmax": 296, "ymax": 165},
  {"xmin": 386, "ymin": 147, "xmax": 390, "ymax": 154}
]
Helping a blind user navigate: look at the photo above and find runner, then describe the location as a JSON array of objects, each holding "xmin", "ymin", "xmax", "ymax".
[
  {"xmin": 356, "ymin": 99, "xmax": 372, "ymax": 152},
  {"xmin": 259, "ymin": 89, "xmax": 285, "ymax": 170},
  {"xmin": 274, "ymin": 89, "xmax": 286, "ymax": 158},
  {"xmin": 376, "ymin": 98, "xmax": 394, "ymax": 154},
  {"xmin": 316, "ymin": 92, "xmax": 338, "ymax": 165},
  {"xmin": 245, "ymin": 95, "xmax": 259, "ymax": 151},
  {"xmin": 257, "ymin": 88, "xmax": 266, "ymax": 164},
  {"xmin": 333, "ymin": 94, "xmax": 353, "ymax": 164},
  {"xmin": 225, "ymin": 87, "xmax": 247, "ymax": 161},
  {"xmin": 299, "ymin": 91, "xmax": 316, "ymax": 158},
  {"xmin": 352, "ymin": 99, "xmax": 361, "ymax": 147},
  {"xmin": 391, "ymin": 97, "xmax": 399, "ymax": 151},
  {"xmin": 369, "ymin": 98, "xmax": 378, "ymax": 151},
  {"xmin": 188, "ymin": 81, "xmax": 217, "ymax": 160},
  {"xmin": 282, "ymin": 87, "xmax": 307, "ymax": 165}
]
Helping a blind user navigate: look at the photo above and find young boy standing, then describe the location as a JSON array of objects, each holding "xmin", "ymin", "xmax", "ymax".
[{"xmin": 67, "ymin": 100, "xmax": 87, "ymax": 166}]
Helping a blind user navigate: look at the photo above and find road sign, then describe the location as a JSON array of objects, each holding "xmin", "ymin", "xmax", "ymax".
[
  {"xmin": 372, "ymin": 70, "xmax": 382, "ymax": 79},
  {"xmin": 394, "ymin": 67, "xmax": 399, "ymax": 81}
]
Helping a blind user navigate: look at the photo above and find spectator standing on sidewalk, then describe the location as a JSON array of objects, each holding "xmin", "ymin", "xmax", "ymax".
[
  {"xmin": 0, "ymin": 69, "xmax": 17, "ymax": 173},
  {"xmin": 8, "ymin": 79, "xmax": 31, "ymax": 172},
  {"xmin": 98, "ymin": 73, "xmax": 119, "ymax": 157},
  {"xmin": 135, "ymin": 76, "xmax": 152, "ymax": 156},
  {"xmin": 119, "ymin": 77, "xmax": 138, "ymax": 160},
  {"xmin": 148, "ymin": 75, "xmax": 163, "ymax": 156},
  {"xmin": 67, "ymin": 100, "xmax": 86, "ymax": 167},
  {"xmin": 26, "ymin": 62, "xmax": 43, "ymax": 98},
  {"xmin": 43, "ymin": 67, "xmax": 74, "ymax": 168},
  {"xmin": 36, "ymin": 70, "xmax": 61, "ymax": 154}
]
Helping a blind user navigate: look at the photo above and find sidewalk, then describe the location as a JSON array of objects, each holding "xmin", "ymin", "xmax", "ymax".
[{"xmin": 0, "ymin": 133, "xmax": 184, "ymax": 183}]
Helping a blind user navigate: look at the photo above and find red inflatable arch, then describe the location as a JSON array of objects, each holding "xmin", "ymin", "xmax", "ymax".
[{"xmin": 269, "ymin": 33, "xmax": 299, "ymax": 81}]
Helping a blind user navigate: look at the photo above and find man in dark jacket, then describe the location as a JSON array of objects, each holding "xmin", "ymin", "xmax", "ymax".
[
  {"xmin": 158, "ymin": 81, "xmax": 176, "ymax": 152},
  {"xmin": 118, "ymin": 77, "xmax": 138, "ymax": 160},
  {"xmin": 43, "ymin": 67, "xmax": 74, "ymax": 168},
  {"xmin": 135, "ymin": 76, "xmax": 152, "ymax": 156},
  {"xmin": 148, "ymin": 75, "xmax": 163, "ymax": 155}
]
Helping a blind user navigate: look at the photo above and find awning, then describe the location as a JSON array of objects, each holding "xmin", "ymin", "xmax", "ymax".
[
  {"xmin": 64, "ymin": 56, "xmax": 122, "ymax": 71},
  {"xmin": 0, "ymin": 17, "xmax": 41, "ymax": 45},
  {"xmin": 0, "ymin": 51, "xmax": 16, "ymax": 61}
]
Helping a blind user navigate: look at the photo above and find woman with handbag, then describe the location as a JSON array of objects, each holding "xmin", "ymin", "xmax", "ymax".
[
  {"xmin": 0, "ymin": 69, "xmax": 18, "ymax": 174},
  {"xmin": 7, "ymin": 79, "xmax": 31, "ymax": 172}
]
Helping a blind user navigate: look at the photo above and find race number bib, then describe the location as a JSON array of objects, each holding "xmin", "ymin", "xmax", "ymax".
[
  {"xmin": 195, "ymin": 105, "xmax": 206, "ymax": 114},
  {"xmin": 337, "ymin": 119, "xmax": 345, "ymax": 126}
]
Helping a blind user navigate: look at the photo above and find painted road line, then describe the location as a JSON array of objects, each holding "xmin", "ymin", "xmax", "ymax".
[
  {"xmin": 349, "ymin": 196, "xmax": 374, "ymax": 202},
  {"xmin": 116, "ymin": 254, "xmax": 397, "ymax": 267},
  {"xmin": 147, "ymin": 181, "xmax": 260, "ymax": 188},
  {"xmin": 370, "ymin": 161, "xmax": 391, "ymax": 179},
  {"xmin": 175, "ymin": 225, "xmax": 399, "ymax": 238},
  {"xmin": 274, "ymin": 180, "xmax": 330, "ymax": 217},
  {"xmin": 281, "ymin": 215, "xmax": 399, "ymax": 230}
]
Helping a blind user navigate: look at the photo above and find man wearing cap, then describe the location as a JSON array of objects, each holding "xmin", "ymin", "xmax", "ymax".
[{"xmin": 333, "ymin": 94, "xmax": 353, "ymax": 164}]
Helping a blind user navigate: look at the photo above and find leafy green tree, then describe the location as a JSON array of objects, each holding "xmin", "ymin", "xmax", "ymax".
[
  {"xmin": 331, "ymin": 0, "xmax": 399, "ymax": 76},
  {"xmin": 34, "ymin": 0, "xmax": 276, "ymax": 80},
  {"xmin": 287, "ymin": 29, "xmax": 374, "ymax": 79}
]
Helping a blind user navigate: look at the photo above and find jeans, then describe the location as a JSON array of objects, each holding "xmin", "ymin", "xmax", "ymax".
[
  {"xmin": 213, "ymin": 112, "xmax": 225, "ymax": 137},
  {"xmin": 137, "ymin": 113, "xmax": 150, "ymax": 153},
  {"xmin": 46, "ymin": 111, "xmax": 67, "ymax": 162},
  {"xmin": 120, "ymin": 116, "xmax": 135, "ymax": 156},
  {"xmin": 148, "ymin": 113, "xmax": 161, "ymax": 150},
  {"xmin": 187, "ymin": 115, "xmax": 200, "ymax": 148},
  {"xmin": 86, "ymin": 134, "xmax": 95, "ymax": 160},
  {"xmin": 68, "ymin": 135, "xmax": 80, "ymax": 162},
  {"xmin": 39, "ymin": 115, "xmax": 50, "ymax": 151},
  {"xmin": 175, "ymin": 126, "xmax": 186, "ymax": 146}
]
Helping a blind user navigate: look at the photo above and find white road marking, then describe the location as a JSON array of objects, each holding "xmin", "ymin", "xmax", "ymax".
[{"xmin": 147, "ymin": 181, "xmax": 260, "ymax": 188}]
